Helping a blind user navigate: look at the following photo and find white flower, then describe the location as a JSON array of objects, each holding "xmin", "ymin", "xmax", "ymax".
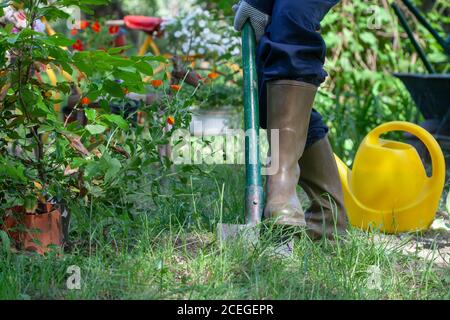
[
  {"xmin": 202, "ymin": 28, "xmax": 211, "ymax": 37},
  {"xmin": 198, "ymin": 20, "xmax": 206, "ymax": 28},
  {"xmin": 192, "ymin": 37, "xmax": 201, "ymax": 45},
  {"xmin": 182, "ymin": 28, "xmax": 190, "ymax": 36},
  {"xmin": 231, "ymin": 47, "xmax": 241, "ymax": 56},
  {"xmin": 182, "ymin": 43, "xmax": 190, "ymax": 54},
  {"xmin": 194, "ymin": 7, "xmax": 203, "ymax": 16},
  {"xmin": 161, "ymin": 18, "xmax": 175, "ymax": 28},
  {"xmin": 174, "ymin": 31, "xmax": 183, "ymax": 38}
]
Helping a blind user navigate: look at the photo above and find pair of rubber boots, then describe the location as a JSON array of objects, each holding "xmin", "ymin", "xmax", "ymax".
[{"xmin": 264, "ymin": 80, "xmax": 348, "ymax": 239}]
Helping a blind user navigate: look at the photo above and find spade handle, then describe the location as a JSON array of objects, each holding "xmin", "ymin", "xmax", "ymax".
[{"xmin": 242, "ymin": 22, "xmax": 264, "ymax": 225}]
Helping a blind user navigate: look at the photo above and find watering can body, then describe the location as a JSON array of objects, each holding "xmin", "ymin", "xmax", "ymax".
[{"xmin": 335, "ymin": 121, "xmax": 446, "ymax": 233}]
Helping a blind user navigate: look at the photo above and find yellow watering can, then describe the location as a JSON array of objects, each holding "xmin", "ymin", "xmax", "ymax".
[{"xmin": 334, "ymin": 121, "xmax": 446, "ymax": 234}]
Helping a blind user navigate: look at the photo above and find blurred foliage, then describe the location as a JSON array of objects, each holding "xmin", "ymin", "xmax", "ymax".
[
  {"xmin": 319, "ymin": 0, "xmax": 449, "ymax": 161},
  {"xmin": 95, "ymin": 0, "xmax": 159, "ymax": 18}
]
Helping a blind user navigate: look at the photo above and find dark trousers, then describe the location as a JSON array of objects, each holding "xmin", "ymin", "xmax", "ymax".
[{"xmin": 256, "ymin": 0, "xmax": 339, "ymax": 148}]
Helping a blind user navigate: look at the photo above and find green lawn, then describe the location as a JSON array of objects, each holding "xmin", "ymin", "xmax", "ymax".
[{"xmin": 0, "ymin": 165, "xmax": 448, "ymax": 300}]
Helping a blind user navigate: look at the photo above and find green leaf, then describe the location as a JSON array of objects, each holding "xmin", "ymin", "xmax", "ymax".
[
  {"xmin": 104, "ymin": 157, "xmax": 121, "ymax": 183},
  {"xmin": 104, "ymin": 55, "xmax": 135, "ymax": 68},
  {"xmin": 6, "ymin": 33, "xmax": 19, "ymax": 44},
  {"xmin": 85, "ymin": 108, "xmax": 97, "ymax": 122},
  {"xmin": 113, "ymin": 69, "xmax": 142, "ymax": 84},
  {"xmin": 0, "ymin": 158, "xmax": 27, "ymax": 183},
  {"xmin": 24, "ymin": 196, "xmax": 37, "ymax": 213},
  {"xmin": 101, "ymin": 114, "xmax": 129, "ymax": 131},
  {"xmin": 108, "ymin": 46, "xmax": 133, "ymax": 54},
  {"xmin": 359, "ymin": 32, "xmax": 377, "ymax": 46},
  {"xmin": 102, "ymin": 79, "xmax": 124, "ymax": 98},
  {"xmin": 37, "ymin": 7, "xmax": 70, "ymax": 21},
  {"xmin": 84, "ymin": 161, "xmax": 102, "ymax": 180},
  {"xmin": 135, "ymin": 61, "xmax": 153, "ymax": 76},
  {"xmin": 43, "ymin": 33, "xmax": 74, "ymax": 47},
  {"xmin": 85, "ymin": 124, "xmax": 106, "ymax": 135}
]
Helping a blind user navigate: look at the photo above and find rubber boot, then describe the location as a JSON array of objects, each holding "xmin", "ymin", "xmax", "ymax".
[
  {"xmin": 298, "ymin": 137, "xmax": 349, "ymax": 239},
  {"xmin": 264, "ymin": 80, "xmax": 317, "ymax": 227}
]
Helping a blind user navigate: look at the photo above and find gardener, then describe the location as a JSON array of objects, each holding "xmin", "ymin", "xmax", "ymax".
[{"xmin": 233, "ymin": 0, "xmax": 348, "ymax": 239}]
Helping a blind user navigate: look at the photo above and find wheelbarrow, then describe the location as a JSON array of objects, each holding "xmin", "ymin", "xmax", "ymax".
[{"xmin": 391, "ymin": 0, "xmax": 450, "ymax": 156}]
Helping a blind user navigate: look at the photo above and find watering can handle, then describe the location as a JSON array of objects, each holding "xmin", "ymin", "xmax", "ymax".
[{"xmin": 367, "ymin": 121, "xmax": 446, "ymax": 185}]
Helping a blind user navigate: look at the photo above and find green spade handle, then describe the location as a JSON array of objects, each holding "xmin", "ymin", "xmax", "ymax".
[{"xmin": 242, "ymin": 22, "xmax": 264, "ymax": 225}]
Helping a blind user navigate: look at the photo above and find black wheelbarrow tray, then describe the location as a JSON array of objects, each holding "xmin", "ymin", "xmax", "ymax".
[{"xmin": 394, "ymin": 73, "xmax": 450, "ymax": 140}]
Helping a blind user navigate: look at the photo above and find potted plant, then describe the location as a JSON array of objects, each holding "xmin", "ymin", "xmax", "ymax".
[{"xmin": 0, "ymin": 0, "xmax": 158, "ymax": 254}]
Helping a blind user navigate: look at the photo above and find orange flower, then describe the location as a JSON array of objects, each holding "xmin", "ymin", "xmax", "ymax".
[
  {"xmin": 170, "ymin": 84, "xmax": 181, "ymax": 92},
  {"xmin": 71, "ymin": 28, "xmax": 78, "ymax": 35},
  {"xmin": 80, "ymin": 20, "xmax": 90, "ymax": 30},
  {"xmin": 91, "ymin": 21, "xmax": 101, "ymax": 33},
  {"xmin": 167, "ymin": 116, "xmax": 175, "ymax": 125},
  {"xmin": 123, "ymin": 88, "xmax": 129, "ymax": 95},
  {"xmin": 81, "ymin": 97, "xmax": 90, "ymax": 105},
  {"xmin": 151, "ymin": 79, "xmax": 163, "ymax": 88},
  {"xmin": 207, "ymin": 72, "xmax": 220, "ymax": 80},
  {"xmin": 44, "ymin": 91, "xmax": 52, "ymax": 98}
]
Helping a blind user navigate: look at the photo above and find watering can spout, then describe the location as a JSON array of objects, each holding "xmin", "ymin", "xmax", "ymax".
[{"xmin": 334, "ymin": 121, "xmax": 446, "ymax": 234}]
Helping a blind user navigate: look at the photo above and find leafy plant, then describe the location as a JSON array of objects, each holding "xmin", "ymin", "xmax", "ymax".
[{"xmin": 0, "ymin": 0, "xmax": 167, "ymax": 214}]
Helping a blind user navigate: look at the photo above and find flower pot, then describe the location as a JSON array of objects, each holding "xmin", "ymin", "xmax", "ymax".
[{"xmin": 2, "ymin": 205, "xmax": 63, "ymax": 255}]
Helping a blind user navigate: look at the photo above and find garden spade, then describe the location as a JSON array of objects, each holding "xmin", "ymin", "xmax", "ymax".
[{"xmin": 217, "ymin": 22, "xmax": 264, "ymax": 246}]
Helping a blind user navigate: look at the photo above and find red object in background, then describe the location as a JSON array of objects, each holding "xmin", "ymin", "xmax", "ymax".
[
  {"xmin": 80, "ymin": 20, "xmax": 90, "ymax": 30},
  {"xmin": 81, "ymin": 97, "xmax": 90, "ymax": 105},
  {"xmin": 91, "ymin": 21, "xmax": 101, "ymax": 33},
  {"xmin": 114, "ymin": 33, "xmax": 126, "ymax": 48},
  {"xmin": 208, "ymin": 72, "xmax": 220, "ymax": 80},
  {"xmin": 151, "ymin": 79, "xmax": 163, "ymax": 88},
  {"xmin": 167, "ymin": 116, "xmax": 175, "ymax": 125},
  {"xmin": 124, "ymin": 16, "xmax": 163, "ymax": 33},
  {"xmin": 72, "ymin": 39, "xmax": 84, "ymax": 51},
  {"xmin": 109, "ymin": 25, "xmax": 120, "ymax": 35},
  {"xmin": 71, "ymin": 28, "xmax": 78, "ymax": 35}
]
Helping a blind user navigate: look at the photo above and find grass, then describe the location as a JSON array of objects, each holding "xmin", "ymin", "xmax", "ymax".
[{"xmin": 0, "ymin": 165, "xmax": 448, "ymax": 300}]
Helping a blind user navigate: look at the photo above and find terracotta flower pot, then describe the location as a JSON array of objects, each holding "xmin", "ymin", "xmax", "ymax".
[{"xmin": 2, "ymin": 205, "xmax": 63, "ymax": 255}]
